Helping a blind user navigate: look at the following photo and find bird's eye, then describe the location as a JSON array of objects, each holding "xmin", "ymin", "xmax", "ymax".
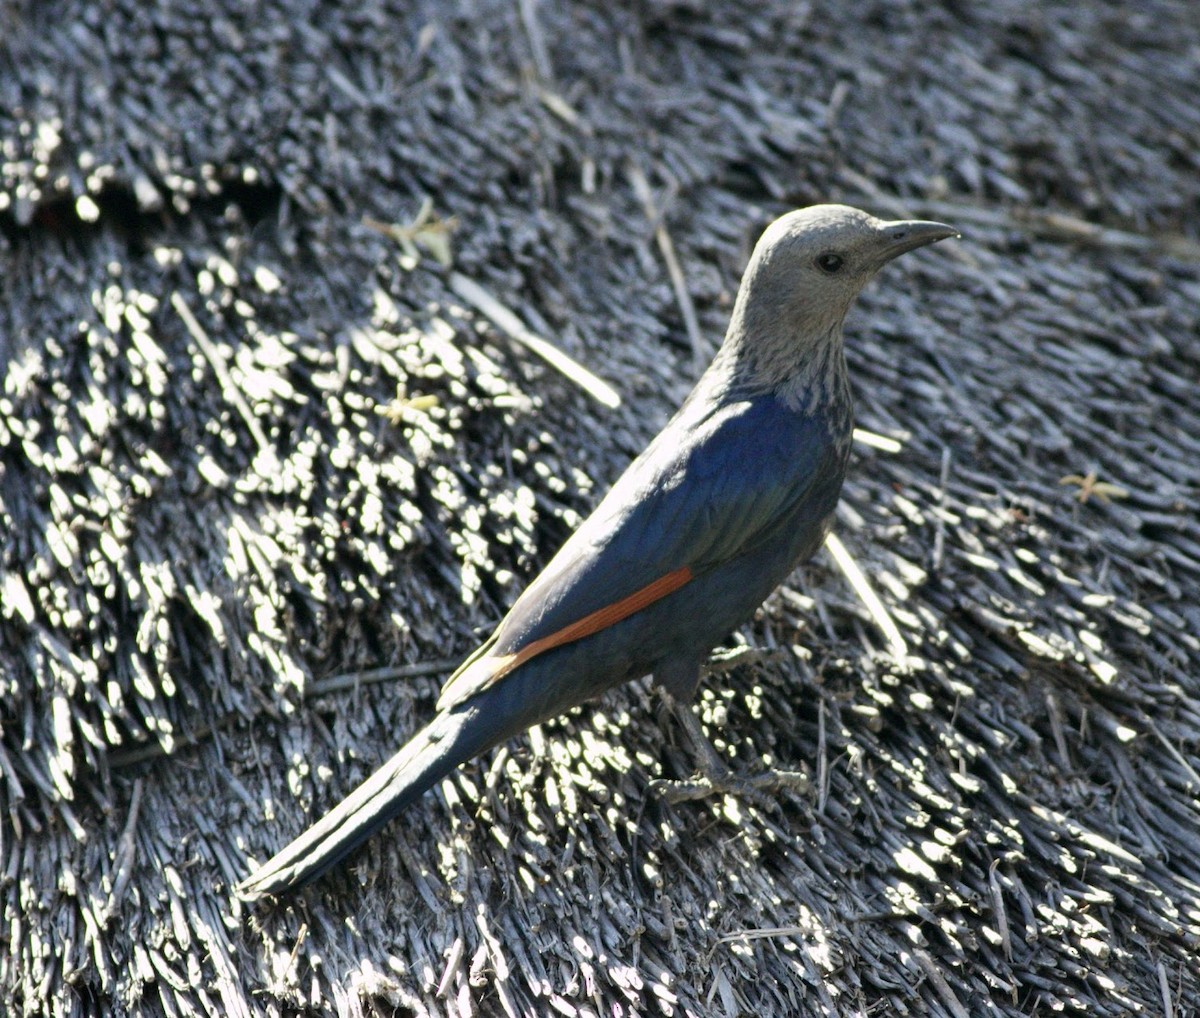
[{"xmin": 816, "ymin": 252, "xmax": 844, "ymax": 274}]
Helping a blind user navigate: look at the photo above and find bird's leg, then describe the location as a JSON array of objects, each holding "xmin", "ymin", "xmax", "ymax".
[{"xmin": 648, "ymin": 681, "xmax": 809, "ymax": 809}]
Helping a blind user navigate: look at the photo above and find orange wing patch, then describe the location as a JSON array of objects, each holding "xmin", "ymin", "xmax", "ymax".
[{"xmin": 437, "ymin": 566, "xmax": 694, "ymax": 710}]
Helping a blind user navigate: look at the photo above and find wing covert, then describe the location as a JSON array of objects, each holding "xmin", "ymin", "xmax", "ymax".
[{"xmin": 437, "ymin": 395, "xmax": 839, "ymax": 709}]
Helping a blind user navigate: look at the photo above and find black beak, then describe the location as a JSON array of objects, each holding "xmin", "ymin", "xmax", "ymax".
[{"xmin": 876, "ymin": 219, "xmax": 959, "ymax": 262}]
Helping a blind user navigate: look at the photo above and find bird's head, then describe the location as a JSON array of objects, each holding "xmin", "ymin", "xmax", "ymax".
[{"xmin": 724, "ymin": 204, "xmax": 956, "ymax": 397}]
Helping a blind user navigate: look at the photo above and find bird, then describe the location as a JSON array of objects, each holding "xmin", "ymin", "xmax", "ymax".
[{"xmin": 236, "ymin": 204, "xmax": 956, "ymax": 900}]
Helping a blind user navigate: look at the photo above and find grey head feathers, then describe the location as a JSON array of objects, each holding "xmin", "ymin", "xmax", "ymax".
[{"xmin": 715, "ymin": 204, "xmax": 956, "ymax": 409}]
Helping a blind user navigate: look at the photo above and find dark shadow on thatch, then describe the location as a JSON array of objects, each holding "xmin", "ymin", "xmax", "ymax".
[{"xmin": 2, "ymin": 1, "xmax": 1199, "ymax": 1015}]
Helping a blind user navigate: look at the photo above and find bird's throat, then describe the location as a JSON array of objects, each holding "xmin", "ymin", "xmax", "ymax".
[{"xmin": 715, "ymin": 316, "xmax": 849, "ymax": 415}]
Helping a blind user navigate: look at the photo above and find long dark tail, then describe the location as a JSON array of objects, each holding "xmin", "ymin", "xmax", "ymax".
[{"xmin": 235, "ymin": 699, "xmax": 511, "ymax": 900}]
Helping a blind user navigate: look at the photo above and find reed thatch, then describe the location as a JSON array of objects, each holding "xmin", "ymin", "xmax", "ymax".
[{"xmin": 2, "ymin": 0, "xmax": 1199, "ymax": 1015}]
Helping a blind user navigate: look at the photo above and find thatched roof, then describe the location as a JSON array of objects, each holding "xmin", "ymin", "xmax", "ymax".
[{"xmin": 3, "ymin": 0, "xmax": 1199, "ymax": 1014}]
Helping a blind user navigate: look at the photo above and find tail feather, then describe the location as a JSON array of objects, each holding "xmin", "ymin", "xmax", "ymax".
[{"xmin": 236, "ymin": 703, "xmax": 493, "ymax": 900}]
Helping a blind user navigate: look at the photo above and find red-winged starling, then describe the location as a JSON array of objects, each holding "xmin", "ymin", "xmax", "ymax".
[{"xmin": 237, "ymin": 204, "xmax": 956, "ymax": 899}]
